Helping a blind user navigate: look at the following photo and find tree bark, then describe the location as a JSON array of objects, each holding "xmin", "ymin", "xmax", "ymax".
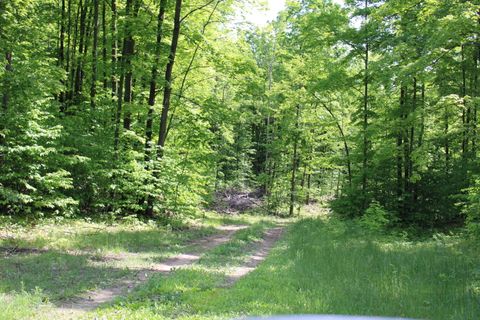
[
  {"xmin": 409, "ymin": 78, "xmax": 417, "ymax": 206},
  {"xmin": 165, "ymin": 0, "xmax": 222, "ymax": 139},
  {"xmin": 461, "ymin": 45, "xmax": 468, "ymax": 157},
  {"xmin": 156, "ymin": 0, "xmax": 183, "ymax": 157},
  {"xmin": 403, "ymin": 85, "xmax": 410, "ymax": 204},
  {"xmin": 306, "ymin": 173, "xmax": 311, "ymax": 205},
  {"xmin": 289, "ymin": 104, "xmax": 300, "ymax": 217},
  {"xmin": 122, "ymin": 0, "xmax": 140, "ymax": 130},
  {"xmin": 111, "ymin": 0, "xmax": 118, "ymax": 96},
  {"xmin": 362, "ymin": 0, "xmax": 369, "ymax": 209},
  {"xmin": 397, "ymin": 86, "xmax": 405, "ymax": 216},
  {"xmin": 90, "ymin": 0, "xmax": 99, "ymax": 109},
  {"xmin": 144, "ymin": 0, "xmax": 168, "ymax": 217},
  {"xmin": 59, "ymin": 0, "xmax": 66, "ymax": 112},
  {"xmin": 68, "ymin": 0, "xmax": 81, "ymax": 103},
  {"xmin": 74, "ymin": 0, "xmax": 87, "ymax": 100},
  {"xmin": 445, "ymin": 102, "xmax": 450, "ymax": 173},
  {"xmin": 65, "ymin": 0, "xmax": 72, "ymax": 79},
  {"xmin": 147, "ymin": 0, "xmax": 184, "ymax": 215},
  {"xmin": 473, "ymin": 35, "xmax": 479, "ymax": 155},
  {"xmin": 418, "ymin": 83, "xmax": 425, "ymax": 148},
  {"xmin": 102, "ymin": 0, "xmax": 108, "ymax": 90}
]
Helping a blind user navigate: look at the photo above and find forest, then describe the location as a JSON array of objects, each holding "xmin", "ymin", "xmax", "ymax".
[{"xmin": 1, "ymin": 0, "xmax": 480, "ymax": 319}]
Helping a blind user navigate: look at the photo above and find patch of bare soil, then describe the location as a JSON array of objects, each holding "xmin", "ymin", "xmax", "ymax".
[
  {"xmin": 53, "ymin": 225, "xmax": 247, "ymax": 317},
  {"xmin": 224, "ymin": 226, "xmax": 285, "ymax": 286},
  {"xmin": 212, "ymin": 189, "xmax": 264, "ymax": 213}
]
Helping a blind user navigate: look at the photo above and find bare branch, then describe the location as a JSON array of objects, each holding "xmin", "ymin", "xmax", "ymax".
[{"xmin": 180, "ymin": 0, "xmax": 221, "ymax": 23}]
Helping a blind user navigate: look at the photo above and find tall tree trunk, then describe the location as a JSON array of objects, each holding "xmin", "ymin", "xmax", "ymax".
[
  {"xmin": 397, "ymin": 86, "xmax": 405, "ymax": 216},
  {"xmin": 410, "ymin": 78, "xmax": 417, "ymax": 207},
  {"xmin": 122, "ymin": 0, "xmax": 140, "ymax": 130},
  {"xmin": 289, "ymin": 104, "xmax": 300, "ymax": 217},
  {"xmin": 445, "ymin": 103, "xmax": 450, "ymax": 172},
  {"xmin": 65, "ymin": 0, "xmax": 72, "ymax": 79},
  {"xmin": 462, "ymin": 45, "xmax": 468, "ymax": 157},
  {"xmin": 0, "ymin": 0, "xmax": 12, "ymax": 111},
  {"xmin": 165, "ymin": 0, "xmax": 222, "ymax": 139},
  {"xmin": 111, "ymin": 0, "xmax": 118, "ymax": 96},
  {"xmin": 114, "ymin": 0, "xmax": 136, "ymax": 155},
  {"xmin": 473, "ymin": 13, "xmax": 480, "ymax": 155},
  {"xmin": 90, "ymin": 0, "xmax": 99, "ymax": 109},
  {"xmin": 83, "ymin": 3, "xmax": 94, "ymax": 55},
  {"xmin": 418, "ymin": 83, "xmax": 425, "ymax": 148},
  {"xmin": 147, "ymin": 0, "xmax": 183, "ymax": 215},
  {"xmin": 156, "ymin": 0, "xmax": 183, "ymax": 157},
  {"xmin": 305, "ymin": 173, "xmax": 312, "ymax": 205},
  {"xmin": 68, "ymin": 0, "xmax": 81, "ymax": 102},
  {"xmin": 102, "ymin": 0, "xmax": 108, "ymax": 90},
  {"xmin": 59, "ymin": 0, "xmax": 66, "ymax": 112},
  {"xmin": 144, "ymin": 0, "xmax": 168, "ymax": 218},
  {"xmin": 0, "ymin": 2, "xmax": 10, "ymax": 162},
  {"xmin": 265, "ymin": 38, "xmax": 276, "ymax": 196},
  {"xmin": 473, "ymin": 35, "xmax": 479, "ymax": 155},
  {"xmin": 58, "ymin": 0, "xmax": 66, "ymax": 67},
  {"xmin": 114, "ymin": 72, "xmax": 124, "ymax": 156},
  {"xmin": 74, "ymin": 0, "xmax": 88, "ymax": 100},
  {"xmin": 362, "ymin": 0, "xmax": 369, "ymax": 209},
  {"xmin": 300, "ymin": 164, "xmax": 307, "ymax": 205},
  {"xmin": 403, "ymin": 86, "xmax": 410, "ymax": 202}
]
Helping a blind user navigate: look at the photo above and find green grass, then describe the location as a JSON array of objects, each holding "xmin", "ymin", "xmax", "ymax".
[
  {"xmin": 0, "ymin": 216, "xmax": 216, "ymax": 253},
  {"xmin": 0, "ymin": 212, "xmax": 276, "ymax": 319},
  {"xmin": 0, "ymin": 220, "xmax": 214, "ymax": 301},
  {"xmin": 93, "ymin": 216, "xmax": 478, "ymax": 320},
  {"xmin": 0, "ymin": 290, "xmax": 50, "ymax": 320},
  {"xmin": 90, "ymin": 219, "xmax": 278, "ymax": 319},
  {"xmin": 3, "ymin": 212, "xmax": 478, "ymax": 320}
]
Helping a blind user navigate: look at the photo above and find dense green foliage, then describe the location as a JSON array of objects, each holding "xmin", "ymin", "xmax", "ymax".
[
  {"xmin": 1, "ymin": 0, "xmax": 479, "ymax": 231},
  {"xmin": 2, "ymin": 3, "xmax": 480, "ymax": 317}
]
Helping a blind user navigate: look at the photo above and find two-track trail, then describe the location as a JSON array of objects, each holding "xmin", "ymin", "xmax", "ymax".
[
  {"xmin": 225, "ymin": 226, "xmax": 285, "ymax": 286},
  {"xmin": 52, "ymin": 224, "xmax": 287, "ymax": 319},
  {"xmin": 54, "ymin": 225, "xmax": 247, "ymax": 317}
]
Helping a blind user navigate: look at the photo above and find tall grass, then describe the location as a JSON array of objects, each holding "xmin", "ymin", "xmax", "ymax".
[
  {"xmin": 187, "ymin": 218, "xmax": 480, "ymax": 319},
  {"xmin": 0, "ymin": 289, "xmax": 49, "ymax": 320}
]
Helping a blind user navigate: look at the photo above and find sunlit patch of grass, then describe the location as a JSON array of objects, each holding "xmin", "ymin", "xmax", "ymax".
[
  {"xmin": 0, "ymin": 219, "xmax": 216, "ymax": 254},
  {"xmin": 9, "ymin": 212, "xmax": 472, "ymax": 320},
  {"xmin": 0, "ymin": 211, "xmax": 277, "ymax": 254},
  {"xmin": 92, "ymin": 220, "xmax": 278, "ymax": 319},
  {"xmin": 190, "ymin": 217, "xmax": 479, "ymax": 320},
  {"xmin": 195, "ymin": 210, "xmax": 287, "ymax": 228},
  {"xmin": 0, "ymin": 219, "xmax": 218, "ymax": 305},
  {"xmin": 0, "ymin": 212, "xmax": 271, "ymax": 318},
  {"xmin": 200, "ymin": 220, "xmax": 277, "ymax": 267},
  {"xmin": 0, "ymin": 289, "xmax": 51, "ymax": 320},
  {"xmin": 95, "ymin": 216, "xmax": 479, "ymax": 320},
  {"xmin": 0, "ymin": 251, "xmax": 131, "ymax": 300}
]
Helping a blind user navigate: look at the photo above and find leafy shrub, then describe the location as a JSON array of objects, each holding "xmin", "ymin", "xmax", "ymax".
[
  {"xmin": 359, "ymin": 200, "xmax": 390, "ymax": 232},
  {"xmin": 464, "ymin": 178, "xmax": 480, "ymax": 237},
  {"xmin": 330, "ymin": 188, "xmax": 366, "ymax": 218}
]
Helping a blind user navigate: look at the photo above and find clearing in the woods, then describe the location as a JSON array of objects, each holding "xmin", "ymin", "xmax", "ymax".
[
  {"xmin": 1, "ymin": 208, "xmax": 479, "ymax": 320},
  {"xmin": 0, "ymin": 212, "xmax": 286, "ymax": 319}
]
